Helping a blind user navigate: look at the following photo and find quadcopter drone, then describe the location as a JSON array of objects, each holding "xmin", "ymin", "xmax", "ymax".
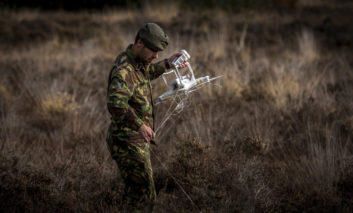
[{"xmin": 156, "ymin": 50, "xmax": 222, "ymax": 105}]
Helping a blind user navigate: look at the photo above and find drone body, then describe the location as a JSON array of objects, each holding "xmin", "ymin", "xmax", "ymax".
[{"xmin": 157, "ymin": 50, "xmax": 221, "ymax": 104}]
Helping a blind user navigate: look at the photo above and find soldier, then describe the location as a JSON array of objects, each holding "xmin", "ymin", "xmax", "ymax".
[{"xmin": 106, "ymin": 23, "xmax": 187, "ymax": 212}]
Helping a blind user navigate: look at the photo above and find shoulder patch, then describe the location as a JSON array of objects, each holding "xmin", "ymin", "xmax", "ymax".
[{"xmin": 115, "ymin": 79, "xmax": 125, "ymax": 89}]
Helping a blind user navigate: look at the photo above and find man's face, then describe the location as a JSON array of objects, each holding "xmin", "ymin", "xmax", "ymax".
[
  {"xmin": 140, "ymin": 45, "xmax": 159, "ymax": 64},
  {"xmin": 135, "ymin": 39, "xmax": 159, "ymax": 64}
]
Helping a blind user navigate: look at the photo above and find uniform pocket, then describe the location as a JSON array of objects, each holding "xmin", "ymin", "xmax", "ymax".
[{"xmin": 128, "ymin": 132, "xmax": 148, "ymax": 149}]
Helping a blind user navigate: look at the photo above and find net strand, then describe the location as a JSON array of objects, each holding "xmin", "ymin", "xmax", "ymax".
[
  {"xmin": 151, "ymin": 148, "xmax": 201, "ymax": 211},
  {"xmin": 151, "ymin": 80, "xmax": 220, "ymax": 212}
]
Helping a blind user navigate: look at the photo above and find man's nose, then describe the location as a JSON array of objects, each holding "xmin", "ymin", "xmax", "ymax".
[{"xmin": 153, "ymin": 52, "xmax": 158, "ymax": 59}]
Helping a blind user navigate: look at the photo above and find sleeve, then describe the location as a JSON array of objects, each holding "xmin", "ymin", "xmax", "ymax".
[
  {"xmin": 107, "ymin": 67, "xmax": 144, "ymax": 131},
  {"xmin": 148, "ymin": 60, "xmax": 167, "ymax": 80}
]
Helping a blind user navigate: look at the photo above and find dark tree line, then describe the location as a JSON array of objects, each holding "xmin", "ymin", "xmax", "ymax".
[
  {"xmin": 0, "ymin": 0, "xmax": 346, "ymax": 11},
  {"xmin": 0, "ymin": 0, "xmax": 292, "ymax": 11},
  {"xmin": 0, "ymin": 0, "xmax": 130, "ymax": 10}
]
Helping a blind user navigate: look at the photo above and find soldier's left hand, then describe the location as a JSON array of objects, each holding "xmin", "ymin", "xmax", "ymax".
[
  {"xmin": 168, "ymin": 52, "xmax": 188, "ymax": 69},
  {"xmin": 139, "ymin": 124, "xmax": 156, "ymax": 142}
]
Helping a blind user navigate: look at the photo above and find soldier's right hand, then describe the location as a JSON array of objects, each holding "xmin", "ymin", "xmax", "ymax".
[
  {"xmin": 138, "ymin": 124, "xmax": 156, "ymax": 142},
  {"xmin": 168, "ymin": 52, "xmax": 188, "ymax": 69}
]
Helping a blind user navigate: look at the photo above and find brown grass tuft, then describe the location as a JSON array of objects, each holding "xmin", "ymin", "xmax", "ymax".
[{"xmin": 40, "ymin": 92, "xmax": 79, "ymax": 116}]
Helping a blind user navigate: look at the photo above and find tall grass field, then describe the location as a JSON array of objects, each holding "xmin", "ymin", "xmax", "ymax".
[{"xmin": 1, "ymin": 2, "xmax": 353, "ymax": 212}]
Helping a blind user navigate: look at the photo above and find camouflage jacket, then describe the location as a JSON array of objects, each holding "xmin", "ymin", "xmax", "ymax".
[{"xmin": 107, "ymin": 45, "xmax": 166, "ymax": 141}]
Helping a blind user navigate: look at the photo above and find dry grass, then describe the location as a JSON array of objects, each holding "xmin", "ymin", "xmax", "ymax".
[
  {"xmin": 40, "ymin": 92, "xmax": 79, "ymax": 116},
  {"xmin": 1, "ymin": 3, "xmax": 353, "ymax": 212},
  {"xmin": 141, "ymin": 1, "xmax": 180, "ymax": 23}
]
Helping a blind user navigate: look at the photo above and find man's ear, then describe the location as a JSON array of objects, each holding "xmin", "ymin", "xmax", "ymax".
[{"xmin": 136, "ymin": 38, "xmax": 144, "ymax": 47}]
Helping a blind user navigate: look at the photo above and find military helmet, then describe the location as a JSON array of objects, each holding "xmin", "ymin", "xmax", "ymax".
[{"xmin": 137, "ymin": 23, "xmax": 169, "ymax": 52}]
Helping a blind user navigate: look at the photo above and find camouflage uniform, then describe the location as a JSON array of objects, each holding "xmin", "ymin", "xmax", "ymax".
[{"xmin": 106, "ymin": 43, "xmax": 167, "ymax": 212}]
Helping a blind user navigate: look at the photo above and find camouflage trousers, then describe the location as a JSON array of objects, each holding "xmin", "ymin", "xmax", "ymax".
[{"xmin": 107, "ymin": 132, "xmax": 156, "ymax": 212}]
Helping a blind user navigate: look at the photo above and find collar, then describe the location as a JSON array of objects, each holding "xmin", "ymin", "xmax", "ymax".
[{"xmin": 126, "ymin": 44, "xmax": 146, "ymax": 71}]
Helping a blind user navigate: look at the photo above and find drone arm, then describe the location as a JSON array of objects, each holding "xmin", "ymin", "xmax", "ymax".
[
  {"xmin": 161, "ymin": 71, "xmax": 172, "ymax": 89},
  {"xmin": 186, "ymin": 62, "xmax": 195, "ymax": 81}
]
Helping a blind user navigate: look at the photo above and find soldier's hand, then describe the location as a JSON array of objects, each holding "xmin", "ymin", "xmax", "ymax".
[
  {"xmin": 138, "ymin": 124, "xmax": 156, "ymax": 142},
  {"xmin": 168, "ymin": 52, "xmax": 188, "ymax": 69}
]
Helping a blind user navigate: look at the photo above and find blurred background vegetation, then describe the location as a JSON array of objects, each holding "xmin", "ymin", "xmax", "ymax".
[{"xmin": 1, "ymin": 0, "xmax": 352, "ymax": 11}]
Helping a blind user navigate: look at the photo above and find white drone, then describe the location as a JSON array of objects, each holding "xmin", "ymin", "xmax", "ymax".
[{"xmin": 156, "ymin": 49, "xmax": 222, "ymax": 105}]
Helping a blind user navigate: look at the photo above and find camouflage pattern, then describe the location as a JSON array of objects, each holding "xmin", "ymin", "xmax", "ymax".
[
  {"xmin": 106, "ymin": 132, "xmax": 156, "ymax": 212},
  {"xmin": 106, "ymin": 44, "xmax": 166, "ymax": 211}
]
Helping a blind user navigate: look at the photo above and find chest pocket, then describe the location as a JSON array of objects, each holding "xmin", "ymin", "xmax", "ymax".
[
  {"xmin": 129, "ymin": 80, "xmax": 151, "ymax": 114},
  {"xmin": 129, "ymin": 69, "xmax": 153, "ymax": 119},
  {"xmin": 136, "ymin": 81, "xmax": 150, "ymax": 97}
]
